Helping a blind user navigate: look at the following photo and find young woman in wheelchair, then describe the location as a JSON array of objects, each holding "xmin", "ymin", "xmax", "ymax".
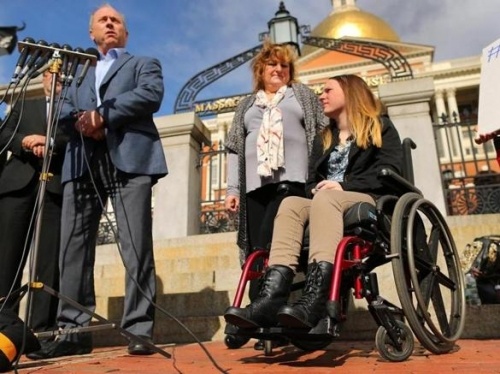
[{"xmin": 224, "ymin": 74, "xmax": 404, "ymax": 330}]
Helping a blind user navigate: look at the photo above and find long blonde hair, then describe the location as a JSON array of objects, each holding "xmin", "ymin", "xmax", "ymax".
[
  {"xmin": 250, "ymin": 41, "xmax": 298, "ymax": 92},
  {"xmin": 322, "ymin": 75, "xmax": 383, "ymax": 151}
]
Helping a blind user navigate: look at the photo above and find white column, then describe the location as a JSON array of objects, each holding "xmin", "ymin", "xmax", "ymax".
[
  {"xmin": 435, "ymin": 89, "xmax": 447, "ymax": 123},
  {"xmin": 153, "ymin": 112, "xmax": 211, "ymax": 240},
  {"xmin": 379, "ymin": 77, "xmax": 447, "ymax": 214},
  {"xmin": 446, "ymin": 88, "xmax": 461, "ymax": 123}
]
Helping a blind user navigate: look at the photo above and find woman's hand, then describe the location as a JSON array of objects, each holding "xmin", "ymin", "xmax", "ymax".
[
  {"xmin": 225, "ymin": 195, "xmax": 240, "ymax": 213},
  {"xmin": 312, "ymin": 180, "xmax": 344, "ymax": 194}
]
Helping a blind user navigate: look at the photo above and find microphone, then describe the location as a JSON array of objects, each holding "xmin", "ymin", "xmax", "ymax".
[
  {"xmin": 60, "ymin": 44, "xmax": 73, "ymax": 82},
  {"xmin": 17, "ymin": 39, "xmax": 48, "ymax": 81},
  {"xmin": 66, "ymin": 47, "xmax": 84, "ymax": 86},
  {"xmin": 12, "ymin": 37, "xmax": 35, "ymax": 81},
  {"xmin": 27, "ymin": 42, "xmax": 61, "ymax": 77},
  {"xmin": 76, "ymin": 47, "xmax": 99, "ymax": 87}
]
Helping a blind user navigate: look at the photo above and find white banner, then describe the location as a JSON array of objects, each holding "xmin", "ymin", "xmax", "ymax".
[{"xmin": 478, "ymin": 37, "xmax": 500, "ymax": 138}]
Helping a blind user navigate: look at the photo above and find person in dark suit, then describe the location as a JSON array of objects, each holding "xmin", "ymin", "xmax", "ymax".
[
  {"xmin": 0, "ymin": 69, "xmax": 64, "ymax": 334},
  {"xmin": 27, "ymin": 4, "xmax": 168, "ymax": 360}
]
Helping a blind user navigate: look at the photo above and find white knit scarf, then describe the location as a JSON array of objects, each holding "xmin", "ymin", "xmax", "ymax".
[{"xmin": 255, "ymin": 85, "xmax": 287, "ymax": 177}]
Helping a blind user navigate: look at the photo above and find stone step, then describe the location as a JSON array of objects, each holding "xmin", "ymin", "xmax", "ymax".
[
  {"xmin": 94, "ymin": 254, "xmax": 240, "ymax": 279},
  {"xmin": 94, "ymin": 268, "xmax": 243, "ymax": 297}
]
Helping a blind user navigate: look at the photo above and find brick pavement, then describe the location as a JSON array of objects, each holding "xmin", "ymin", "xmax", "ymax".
[{"xmin": 11, "ymin": 339, "xmax": 500, "ymax": 374}]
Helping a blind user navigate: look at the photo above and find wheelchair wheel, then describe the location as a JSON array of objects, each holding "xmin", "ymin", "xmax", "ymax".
[
  {"xmin": 375, "ymin": 320, "xmax": 414, "ymax": 362},
  {"xmin": 391, "ymin": 193, "xmax": 466, "ymax": 354},
  {"xmin": 290, "ymin": 337, "xmax": 332, "ymax": 352},
  {"xmin": 224, "ymin": 334, "xmax": 250, "ymax": 349}
]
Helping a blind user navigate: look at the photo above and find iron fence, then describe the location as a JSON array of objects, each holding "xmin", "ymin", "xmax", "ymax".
[
  {"xmin": 194, "ymin": 117, "xmax": 500, "ymax": 235},
  {"xmin": 198, "ymin": 143, "xmax": 239, "ymax": 234},
  {"xmin": 433, "ymin": 115, "xmax": 500, "ymax": 215}
]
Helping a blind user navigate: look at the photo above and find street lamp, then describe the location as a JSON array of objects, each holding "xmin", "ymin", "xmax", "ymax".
[{"xmin": 266, "ymin": 1, "xmax": 300, "ymax": 54}]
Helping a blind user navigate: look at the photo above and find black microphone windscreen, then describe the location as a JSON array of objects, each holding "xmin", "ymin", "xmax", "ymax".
[
  {"xmin": 66, "ymin": 47, "xmax": 85, "ymax": 85},
  {"xmin": 76, "ymin": 48, "xmax": 100, "ymax": 87},
  {"xmin": 84, "ymin": 47, "xmax": 100, "ymax": 59}
]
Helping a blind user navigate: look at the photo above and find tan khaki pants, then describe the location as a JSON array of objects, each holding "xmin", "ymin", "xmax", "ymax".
[{"xmin": 268, "ymin": 190, "xmax": 375, "ymax": 271}]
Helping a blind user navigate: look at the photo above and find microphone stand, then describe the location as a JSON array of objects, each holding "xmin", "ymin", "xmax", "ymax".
[
  {"xmin": 17, "ymin": 42, "xmax": 170, "ymax": 359},
  {"xmin": 25, "ymin": 52, "xmax": 62, "ymax": 330}
]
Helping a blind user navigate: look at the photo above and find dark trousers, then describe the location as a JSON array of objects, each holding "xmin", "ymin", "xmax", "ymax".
[
  {"xmin": 57, "ymin": 144, "xmax": 156, "ymax": 342},
  {"xmin": 0, "ymin": 177, "xmax": 61, "ymax": 332},
  {"xmin": 245, "ymin": 182, "xmax": 305, "ymax": 301}
]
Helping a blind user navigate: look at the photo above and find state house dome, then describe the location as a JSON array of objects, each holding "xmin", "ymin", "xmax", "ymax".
[{"xmin": 302, "ymin": 5, "xmax": 400, "ymax": 56}]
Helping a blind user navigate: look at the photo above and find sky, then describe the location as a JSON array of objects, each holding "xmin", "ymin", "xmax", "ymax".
[{"xmin": 0, "ymin": 0, "xmax": 499, "ymax": 117}]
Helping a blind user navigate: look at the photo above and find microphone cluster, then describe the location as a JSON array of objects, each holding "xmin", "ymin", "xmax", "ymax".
[{"xmin": 12, "ymin": 37, "xmax": 99, "ymax": 86}]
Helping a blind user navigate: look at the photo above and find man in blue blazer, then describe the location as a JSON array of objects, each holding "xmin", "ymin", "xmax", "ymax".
[{"xmin": 28, "ymin": 4, "xmax": 168, "ymax": 359}]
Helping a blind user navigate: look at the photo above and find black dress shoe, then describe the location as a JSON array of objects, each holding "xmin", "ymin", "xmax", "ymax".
[
  {"xmin": 26, "ymin": 339, "xmax": 92, "ymax": 360},
  {"xmin": 128, "ymin": 338, "xmax": 155, "ymax": 355}
]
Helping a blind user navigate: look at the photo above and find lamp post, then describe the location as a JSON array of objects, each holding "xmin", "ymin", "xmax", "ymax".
[
  {"xmin": 265, "ymin": 1, "xmax": 300, "ymax": 54},
  {"xmin": 174, "ymin": 1, "xmax": 413, "ymax": 115}
]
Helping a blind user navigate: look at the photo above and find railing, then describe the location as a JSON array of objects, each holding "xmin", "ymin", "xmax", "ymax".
[
  {"xmin": 433, "ymin": 115, "xmax": 500, "ymax": 215},
  {"xmin": 198, "ymin": 143, "xmax": 239, "ymax": 233}
]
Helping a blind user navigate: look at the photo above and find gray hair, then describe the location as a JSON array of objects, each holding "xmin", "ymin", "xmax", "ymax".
[{"xmin": 89, "ymin": 3, "xmax": 127, "ymax": 31}]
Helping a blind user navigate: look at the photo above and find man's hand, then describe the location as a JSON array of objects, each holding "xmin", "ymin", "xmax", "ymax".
[
  {"xmin": 89, "ymin": 128, "xmax": 106, "ymax": 141},
  {"xmin": 22, "ymin": 134, "xmax": 46, "ymax": 150},
  {"xmin": 32, "ymin": 145, "xmax": 46, "ymax": 158},
  {"xmin": 75, "ymin": 110, "xmax": 105, "ymax": 138}
]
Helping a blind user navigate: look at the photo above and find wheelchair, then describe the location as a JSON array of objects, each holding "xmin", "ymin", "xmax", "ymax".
[{"xmin": 223, "ymin": 139, "xmax": 466, "ymax": 362}]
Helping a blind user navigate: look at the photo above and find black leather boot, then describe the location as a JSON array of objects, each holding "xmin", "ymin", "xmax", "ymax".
[
  {"xmin": 224, "ymin": 265, "xmax": 294, "ymax": 328},
  {"xmin": 277, "ymin": 261, "xmax": 333, "ymax": 328}
]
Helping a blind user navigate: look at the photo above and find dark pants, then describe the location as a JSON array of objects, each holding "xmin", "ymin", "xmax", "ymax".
[
  {"xmin": 0, "ymin": 177, "xmax": 61, "ymax": 332},
  {"xmin": 57, "ymin": 143, "xmax": 156, "ymax": 343},
  {"xmin": 245, "ymin": 182, "xmax": 305, "ymax": 301}
]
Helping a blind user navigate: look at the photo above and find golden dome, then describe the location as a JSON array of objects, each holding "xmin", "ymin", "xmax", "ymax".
[{"xmin": 302, "ymin": 8, "xmax": 400, "ymax": 56}]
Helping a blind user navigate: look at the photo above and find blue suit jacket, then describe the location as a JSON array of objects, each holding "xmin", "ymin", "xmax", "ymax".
[{"xmin": 60, "ymin": 52, "xmax": 168, "ymax": 184}]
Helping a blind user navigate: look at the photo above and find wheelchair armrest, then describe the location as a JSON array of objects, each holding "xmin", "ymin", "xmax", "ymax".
[{"xmin": 378, "ymin": 167, "xmax": 422, "ymax": 196}]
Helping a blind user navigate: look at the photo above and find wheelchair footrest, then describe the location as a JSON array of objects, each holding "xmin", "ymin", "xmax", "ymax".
[{"xmin": 224, "ymin": 316, "xmax": 341, "ymax": 341}]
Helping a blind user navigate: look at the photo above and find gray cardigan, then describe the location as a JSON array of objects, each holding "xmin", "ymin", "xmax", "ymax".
[{"xmin": 225, "ymin": 82, "xmax": 327, "ymax": 263}]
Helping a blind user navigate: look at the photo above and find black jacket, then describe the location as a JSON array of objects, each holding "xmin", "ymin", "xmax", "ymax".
[
  {"xmin": 306, "ymin": 116, "xmax": 403, "ymax": 199},
  {"xmin": 0, "ymin": 98, "xmax": 67, "ymax": 195}
]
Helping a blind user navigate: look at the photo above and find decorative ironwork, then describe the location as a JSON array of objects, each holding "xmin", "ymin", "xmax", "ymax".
[
  {"xmin": 173, "ymin": 45, "xmax": 262, "ymax": 113},
  {"xmin": 198, "ymin": 143, "xmax": 238, "ymax": 234},
  {"xmin": 97, "ymin": 210, "xmax": 117, "ymax": 245},
  {"xmin": 434, "ymin": 116, "xmax": 500, "ymax": 215},
  {"xmin": 201, "ymin": 210, "xmax": 238, "ymax": 234},
  {"xmin": 174, "ymin": 33, "xmax": 413, "ymax": 115},
  {"xmin": 193, "ymin": 93, "xmax": 251, "ymax": 117},
  {"xmin": 97, "ymin": 216, "xmax": 117, "ymax": 245},
  {"xmin": 301, "ymin": 35, "xmax": 413, "ymax": 81}
]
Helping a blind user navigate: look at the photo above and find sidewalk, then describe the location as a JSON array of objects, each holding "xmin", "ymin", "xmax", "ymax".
[{"xmin": 13, "ymin": 338, "xmax": 500, "ymax": 374}]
